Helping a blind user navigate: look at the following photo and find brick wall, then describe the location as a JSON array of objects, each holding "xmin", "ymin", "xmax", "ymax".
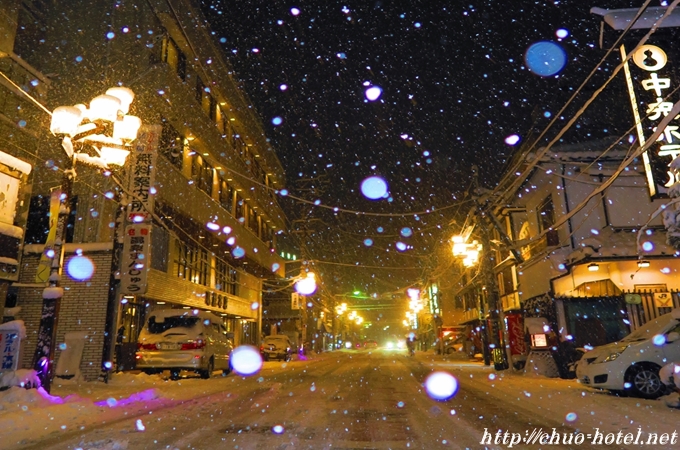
[{"xmin": 18, "ymin": 248, "xmax": 112, "ymax": 381}]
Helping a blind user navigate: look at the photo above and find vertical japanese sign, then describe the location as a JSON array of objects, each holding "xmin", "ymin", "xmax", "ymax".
[
  {"xmin": 0, "ymin": 331, "xmax": 20, "ymax": 370},
  {"xmin": 621, "ymin": 43, "xmax": 680, "ymax": 198},
  {"xmin": 127, "ymin": 124, "xmax": 160, "ymax": 223},
  {"xmin": 291, "ymin": 293, "xmax": 301, "ymax": 310},
  {"xmin": 35, "ymin": 191, "xmax": 61, "ymax": 283},
  {"xmin": 120, "ymin": 224, "xmax": 151, "ymax": 295}
]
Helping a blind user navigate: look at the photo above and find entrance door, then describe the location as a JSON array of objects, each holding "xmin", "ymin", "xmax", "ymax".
[{"xmin": 116, "ymin": 301, "xmax": 146, "ymax": 371}]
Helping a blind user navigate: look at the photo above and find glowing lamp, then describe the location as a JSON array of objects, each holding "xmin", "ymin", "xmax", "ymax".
[
  {"xmin": 295, "ymin": 272, "xmax": 317, "ymax": 296},
  {"xmin": 113, "ymin": 115, "xmax": 142, "ymax": 141},
  {"xmin": 637, "ymin": 260, "xmax": 650, "ymax": 268},
  {"xmin": 50, "ymin": 106, "xmax": 83, "ymax": 135},
  {"xmin": 106, "ymin": 86, "xmax": 135, "ymax": 114},
  {"xmin": 99, "ymin": 146, "xmax": 131, "ymax": 166},
  {"xmin": 588, "ymin": 263, "xmax": 599, "ymax": 272},
  {"xmin": 451, "ymin": 235, "xmax": 467, "ymax": 257},
  {"xmin": 89, "ymin": 94, "xmax": 121, "ymax": 122}
]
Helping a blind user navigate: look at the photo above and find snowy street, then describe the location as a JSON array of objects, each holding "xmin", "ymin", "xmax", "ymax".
[{"xmin": 1, "ymin": 349, "xmax": 679, "ymax": 449}]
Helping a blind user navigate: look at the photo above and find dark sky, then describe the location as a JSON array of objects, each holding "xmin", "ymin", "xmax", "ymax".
[{"xmin": 198, "ymin": 0, "xmax": 646, "ymax": 301}]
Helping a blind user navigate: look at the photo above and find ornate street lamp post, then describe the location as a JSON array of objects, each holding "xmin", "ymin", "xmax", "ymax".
[{"xmin": 33, "ymin": 87, "xmax": 141, "ymax": 392}]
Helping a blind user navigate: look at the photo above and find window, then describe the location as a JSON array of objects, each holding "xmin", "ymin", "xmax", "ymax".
[
  {"xmin": 191, "ymin": 155, "xmax": 213, "ymax": 197},
  {"xmin": 538, "ymin": 196, "xmax": 559, "ymax": 246},
  {"xmin": 234, "ymin": 193, "xmax": 244, "ymax": 221},
  {"xmin": 248, "ymin": 207, "xmax": 258, "ymax": 234},
  {"xmin": 219, "ymin": 180, "xmax": 234, "ymax": 213},
  {"xmin": 216, "ymin": 106, "xmax": 224, "ymax": 133},
  {"xmin": 196, "ymin": 77, "xmax": 205, "ymax": 104},
  {"xmin": 24, "ymin": 194, "xmax": 77, "ymax": 244},
  {"xmin": 196, "ymin": 77, "xmax": 214, "ymax": 118},
  {"xmin": 161, "ymin": 36, "xmax": 186, "ymax": 81},
  {"xmin": 13, "ymin": 0, "xmax": 48, "ymax": 67},
  {"xmin": 499, "ymin": 266, "xmax": 514, "ymax": 296},
  {"xmin": 215, "ymin": 258, "xmax": 238, "ymax": 295},
  {"xmin": 174, "ymin": 240, "xmax": 209, "ymax": 286},
  {"xmin": 262, "ymin": 223, "xmax": 274, "ymax": 248},
  {"xmin": 160, "ymin": 119, "xmax": 183, "ymax": 170}
]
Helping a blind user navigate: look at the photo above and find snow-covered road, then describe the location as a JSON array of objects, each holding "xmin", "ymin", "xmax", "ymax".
[{"xmin": 2, "ymin": 349, "xmax": 679, "ymax": 449}]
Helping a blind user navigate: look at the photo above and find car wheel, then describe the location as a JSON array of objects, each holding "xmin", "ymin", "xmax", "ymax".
[
  {"xmin": 170, "ymin": 369, "xmax": 181, "ymax": 381},
  {"xmin": 446, "ymin": 347, "xmax": 455, "ymax": 355},
  {"xmin": 200, "ymin": 358, "xmax": 214, "ymax": 379},
  {"xmin": 626, "ymin": 364, "xmax": 664, "ymax": 399},
  {"xmin": 263, "ymin": 354, "xmax": 269, "ymax": 362},
  {"xmin": 223, "ymin": 361, "xmax": 232, "ymax": 376}
]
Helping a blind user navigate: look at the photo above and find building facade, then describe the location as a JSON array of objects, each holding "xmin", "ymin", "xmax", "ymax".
[
  {"xmin": 447, "ymin": 138, "xmax": 680, "ymax": 368},
  {"xmin": 3, "ymin": 0, "xmax": 289, "ymax": 381}
]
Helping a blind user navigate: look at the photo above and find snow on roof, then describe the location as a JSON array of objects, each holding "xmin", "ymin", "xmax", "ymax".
[
  {"xmin": 0, "ymin": 222, "xmax": 24, "ymax": 239},
  {"xmin": 0, "ymin": 150, "xmax": 31, "ymax": 174},
  {"xmin": 147, "ymin": 308, "xmax": 220, "ymax": 321},
  {"xmin": 591, "ymin": 6, "xmax": 680, "ymax": 31},
  {"xmin": 0, "ymin": 320, "xmax": 26, "ymax": 339}
]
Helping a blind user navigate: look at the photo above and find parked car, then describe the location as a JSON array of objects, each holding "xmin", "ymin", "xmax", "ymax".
[
  {"xmin": 576, "ymin": 308, "xmax": 680, "ymax": 399},
  {"xmin": 261, "ymin": 335, "xmax": 293, "ymax": 361},
  {"xmin": 443, "ymin": 335, "xmax": 465, "ymax": 354},
  {"xmin": 136, "ymin": 309, "xmax": 234, "ymax": 380},
  {"xmin": 363, "ymin": 340, "xmax": 378, "ymax": 349}
]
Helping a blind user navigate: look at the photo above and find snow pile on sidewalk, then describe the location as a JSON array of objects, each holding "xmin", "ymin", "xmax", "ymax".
[{"xmin": 0, "ymin": 369, "xmax": 41, "ymax": 389}]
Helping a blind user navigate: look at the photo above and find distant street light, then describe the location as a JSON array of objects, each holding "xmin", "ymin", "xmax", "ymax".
[
  {"xmin": 33, "ymin": 87, "xmax": 141, "ymax": 393},
  {"xmin": 294, "ymin": 271, "xmax": 318, "ymax": 295}
]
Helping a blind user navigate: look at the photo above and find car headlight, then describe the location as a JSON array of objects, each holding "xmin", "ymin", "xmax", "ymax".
[
  {"xmin": 602, "ymin": 352, "xmax": 621, "ymax": 362},
  {"xmin": 600, "ymin": 345, "xmax": 629, "ymax": 363}
]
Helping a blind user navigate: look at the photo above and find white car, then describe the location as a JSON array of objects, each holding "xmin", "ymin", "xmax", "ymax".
[
  {"xmin": 260, "ymin": 335, "xmax": 293, "ymax": 361},
  {"xmin": 576, "ymin": 308, "xmax": 680, "ymax": 398},
  {"xmin": 136, "ymin": 309, "xmax": 234, "ymax": 380}
]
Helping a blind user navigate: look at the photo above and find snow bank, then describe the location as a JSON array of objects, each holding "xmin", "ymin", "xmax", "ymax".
[
  {"xmin": 94, "ymin": 388, "xmax": 162, "ymax": 408},
  {"xmin": 0, "ymin": 369, "xmax": 40, "ymax": 389}
]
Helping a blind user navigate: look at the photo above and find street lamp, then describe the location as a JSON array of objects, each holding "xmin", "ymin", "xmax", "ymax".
[
  {"xmin": 451, "ymin": 228, "xmax": 508, "ymax": 369},
  {"xmin": 294, "ymin": 271, "xmax": 317, "ymax": 296},
  {"xmin": 33, "ymin": 87, "xmax": 141, "ymax": 392}
]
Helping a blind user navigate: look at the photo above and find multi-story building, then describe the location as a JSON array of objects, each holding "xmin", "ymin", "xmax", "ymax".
[
  {"xmin": 447, "ymin": 138, "xmax": 680, "ymax": 365},
  {"xmin": 5, "ymin": 0, "xmax": 288, "ymax": 380},
  {"xmin": 0, "ymin": 1, "xmax": 50, "ymax": 322}
]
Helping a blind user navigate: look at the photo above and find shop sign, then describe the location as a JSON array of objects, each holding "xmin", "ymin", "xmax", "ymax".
[
  {"xmin": 621, "ymin": 43, "xmax": 680, "ymax": 198},
  {"xmin": 624, "ymin": 293, "xmax": 642, "ymax": 305},
  {"xmin": 121, "ymin": 224, "xmax": 151, "ymax": 295},
  {"xmin": 0, "ymin": 331, "xmax": 20, "ymax": 370},
  {"xmin": 127, "ymin": 124, "xmax": 160, "ymax": 223},
  {"xmin": 291, "ymin": 293, "xmax": 301, "ymax": 310},
  {"xmin": 654, "ymin": 291, "xmax": 674, "ymax": 308}
]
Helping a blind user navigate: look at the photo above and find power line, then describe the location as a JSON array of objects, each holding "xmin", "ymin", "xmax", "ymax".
[{"xmin": 492, "ymin": 0, "xmax": 661, "ymax": 206}]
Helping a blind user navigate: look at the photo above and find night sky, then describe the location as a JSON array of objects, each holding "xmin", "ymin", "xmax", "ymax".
[{"xmin": 198, "ymin": 1, "xmax": 647, "ymax": 303}]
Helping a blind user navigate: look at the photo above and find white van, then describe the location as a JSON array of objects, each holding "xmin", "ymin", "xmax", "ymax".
[
  {"xmin": 576, "ymin": 308, "xmax": 680, "ymax": 398},
  {"xmin": 136, "ymin": 309, "xmax": 234, "ymax": 380}
]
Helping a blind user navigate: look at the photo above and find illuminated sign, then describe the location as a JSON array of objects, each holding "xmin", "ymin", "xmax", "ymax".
[
  {"xmin": 531, "ymin": 333, "xmax": 548, "ymax": 348},
  {"xmin": 621, "ymin": 43, "xmax": 680, "ymax": 198},
  {"xmin": 121, "ymin": 224, "xmax": 151, "ymax": 294}
]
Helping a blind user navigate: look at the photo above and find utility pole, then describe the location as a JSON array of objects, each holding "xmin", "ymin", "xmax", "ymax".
[{"xmin": 471, "ymin": 166, "xmax": 509, "ymax": 371}]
